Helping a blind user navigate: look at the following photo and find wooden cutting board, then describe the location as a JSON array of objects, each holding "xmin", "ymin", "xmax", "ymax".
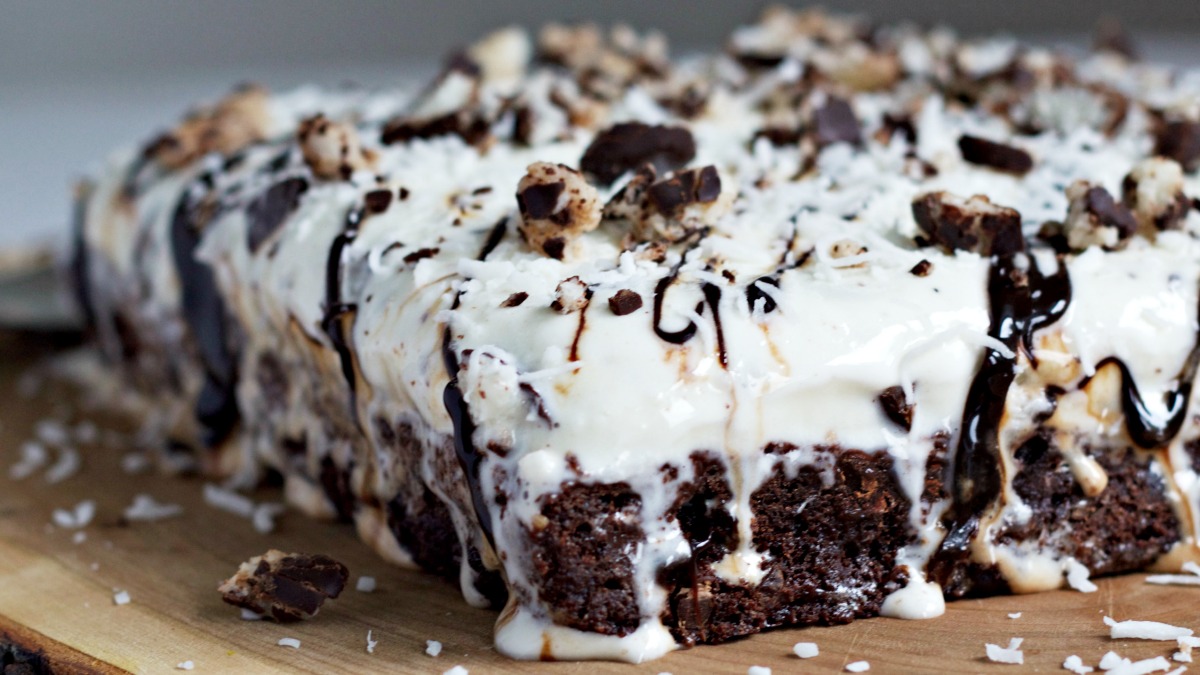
[{"xmin": 0, "ymin": 331, "xmax": 1197, "ymax": 675}]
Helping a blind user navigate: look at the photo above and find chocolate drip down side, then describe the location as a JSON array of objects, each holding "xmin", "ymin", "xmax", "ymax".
[
  {"xmin": 169, "ymin": 184, "xmax": 240, "ymax": 447},
  {"xmin": 941, "ymin": 254, "xmax": 1073, "ymax": 555},
  {"xmin": 320, "ymin": 207, "xmax": 363, "ymax": 404}
]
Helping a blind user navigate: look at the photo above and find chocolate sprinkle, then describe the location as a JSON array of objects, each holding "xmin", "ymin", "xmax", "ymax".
[
  {"xmin": 402, "ymin": 247, "xmax": 440, "ymax": 264},
  {"xmin": 957, "ymin": 135, "xmax": 1034, "ymax": 175},
  {"xmin": 580, "ymin": 122, "xmax": 697, "ymax": 186},
  {"xmin": 608, "ymin": 289, "xmax": 644, "ymax": 316}
]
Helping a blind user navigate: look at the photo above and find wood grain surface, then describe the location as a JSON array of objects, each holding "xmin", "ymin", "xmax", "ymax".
[{"xmin": 0, "ymin": 332, "xmax": 1198, "ymax": 674}]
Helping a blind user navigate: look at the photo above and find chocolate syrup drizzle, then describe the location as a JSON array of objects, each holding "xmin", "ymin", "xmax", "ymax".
[
  {"xmin": 1092, "ymin": 350, "xmax": 1200, "ymax": 449},
  {"xmin": 321, "ymin": 207, "xmax": 364, "ymax": 404},
  {"xmin": 169, "ymin": 183, "xmax": 240, "ymax": 447},
  {"xmin": 943, "ymin": 253, "xmax": 1071, "ymax": 552}
]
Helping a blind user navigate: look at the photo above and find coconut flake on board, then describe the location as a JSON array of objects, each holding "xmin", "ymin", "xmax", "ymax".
[{"xmin": 985, "ymin": 638, "xmax": 1024, "ymax": 665}]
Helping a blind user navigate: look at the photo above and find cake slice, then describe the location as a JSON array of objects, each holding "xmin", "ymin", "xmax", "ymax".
[{"xmin": 72, "ymin": 9, "xmax": 1200, "ymax": 662}]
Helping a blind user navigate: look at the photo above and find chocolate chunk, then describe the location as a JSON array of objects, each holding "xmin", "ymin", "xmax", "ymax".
[
  {"xmin": 246, "ymin": 178, "xmax": 309, "ymax": 253},
  {"xmin": 909, "ymin": 259, "xmax": 933, "ymax": 277},
  {"xmin": 879, "ymin": 386, "xmax": 913, "ymax": 430},
  {"xmin": 912, "ymin": 191, "xmax": 1025, "ymax": 256},
  {"xmin": 608, "ymin": 289, "xmax": 644, "ymax": 316},
  {"xmin": 580, "ymin": 122, "xmax": 696, "ymax": 186},
  {"xmin": 813, "ymin": 97, "xmax": 861, "ymax": 147},
  {"xmin": 402, "ymin": 247, "xmax": 439, "ymax": 264},
  {"xmin": 501, "ymin": 292, "xmax": 528, "ymax": 308},
  {"xmin": 517, "ymin": 181, "xmax": 565, "ymax": 220},
  {"xmin": 363, "ymin": 189, "xmax": 393, "ymax": 215},
  {"xmin": 880, "ymin": 112, "xmax": 917, "ymax": 145},
  {"xmin": 957, "ymin": 135, "xmax": 1034, "ymax": 175},
  {"xmin": 218, "ymin": 549, "xmax": 349, "ymax": 622},
  {"xmin": 646, "ymin": 166, "xmax": 722, "ymax": 215},
  {"xmin": 541, "ymin": 236, "xmax": 566, "ymax": 260},
  {"xmin": 380, "ymin": 112, "xmax": 490, "ymax": 147},
  {"xmin": 1154, "ymin": 120, "xmax": 1200, "ymax": 172}
]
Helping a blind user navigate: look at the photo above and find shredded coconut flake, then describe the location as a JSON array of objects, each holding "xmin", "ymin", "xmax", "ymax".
[
  {"xmin": 442, "ymin": 667, "xmax": 468, "ymax": 675},
  {"xmin": 356, "ymin": 576, "xmax": 377, "ymax": 593},
  {"xmin": 277, "ymin": 637, "xmax": 301, "ymax": 649},
  {"xmin": 1105, "ymin": 615, "xmax": 1195, "ymax": 640},
  {"xmin": 176, "ymin": 661, "xmax": 195, "ymax": 671},
  {"xmin": 123, "ymin": 494, "xmax": 183, "ymax": 522},
  {"xmin": 36, "ymin": 419, "xmax": 70, "ymax": 446},
  {"xmin": 251, "ymin": 502, "xmax": 285, "ymax": 534},
  {"xmin": 240, "ymin": 608, "xmax": 263, "ymax": 621},
  {"xmin": 8, "ymin": 441, "xmax": 48, "ymax": 480},
  {"xmin": 846, "ymin": 661, "xmax": 870, "ymax": 673},
  {"xmin": 1104, "ymin": 655, "xmax": 1172, "ymax": 675},
  {"xmin": 203, "ymin": 484, "xmax": 255, "ymax": 518},
  {"xmin": 793, "ymin": 642, "xmax": 819, "ymax": 658},
  {"xmin": 1146, "ymin": 574, "xmax": 1200, "ymax": 587},
  {"xmin": 985, "ymin": 637, "xmax": 1025, "ymax": 665},
  {"xmin": 1063, "ymin": 654, "xmax": 1094, "ymax": 674},
  {"xmin": 366, "ymin": 630, "xmax": 377, "ymax": 654},
  {"xmin": 1065, "ymin": 558, "xmax": 1098, "ymax": 593},
  {"xmin": 1009, "ymin": 612, "xmax": 1023, "ymax": 619},
  {"xmin": 52, "ymin": 499, "xmax": 96, "ymax": 530},
  {"xmin": 1173, "ymin": 651, "xmax": 1192, "ymax": 663},
  {"xmin": 748, "ymin": 667, "xmax": 771, "ymax": 675},
  {"xmin": 120, "ymin": 452, "xmax": 151, "ymax": 475},
  {"xmin": 112, "ymin": 589, "xmax": 130, "ymax": 606},
  {"xmin": 426, "ymin": 640, "xmax": 443, "ymax": 657},
  {"xmin": 44, "ymin": 446, "xmax": 81, "ymax": 484},
  {"xmin": 72, "ymin": 531, "xmax": 87, "ymax": 544},
  {"xmin": 1101, "ymin": 652, "xmax": 1133, "ymax": 670}
]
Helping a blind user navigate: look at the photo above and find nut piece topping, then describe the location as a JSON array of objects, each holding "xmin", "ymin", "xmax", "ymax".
[
  {"xmin": 957, "ymin": 134, "xmax": 1034, "ymax": 175},
  {"xmin": 144, "ymin": 85, "xmax": 270, "ymax": 170},
  {"xmin": 516, "ymin": 162, "xmax": 603, "ymax": 260},
  {"xmin": 218, "ymin": 549, "xmax": 349, "ymax": 622},
  {"xmin": 551, "ymin": 276, "xmax": 589, "ymax": 314},
  {"xmin": 1121, "ymin": 157, "xmax": 1190, "ymax": 233},
  {"xmin": 580, "ymin": 122, "xmax": 696, "ymax": 186},
  {"xmin": 1062, "ymin": 181, "xmax": 1136, "ymax": 250},
  {"xmin": 298, "ymin": 114, "xmax": 377, "ymax": 181},
  {"xmin": 912, "ymin": 191, "xmax": 1025, "ymax": 256}
]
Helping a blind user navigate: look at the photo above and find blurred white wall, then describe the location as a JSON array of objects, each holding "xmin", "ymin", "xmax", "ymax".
[{"xmin": 2, "ymin": 0, "xmax": 1198, "ymax": 249}]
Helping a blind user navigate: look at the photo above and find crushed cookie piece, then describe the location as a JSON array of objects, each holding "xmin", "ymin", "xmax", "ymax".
[
  {"xmin": 581, "ymin": 122, "xmax": 696, "ymax": 186},
  {"xmin": 298, "ymin": 114, "xmax": 376, "ymax": 180},
  {"xmin": 607, "ymin": 165, "xmax": 732, "ymax": 243},
  {"xmin": 551, "ymin": 277, "xmax": 589, "ymax": 314},
  {"xmin": 958, "ymin": 135, "xmax": 1033, "ymax": 175},
  {"xmin": 218, "ymin": 549, "xmax": 349, "ymax": 622},
  {"xmin": 516, "ymin": 162, "xmax": 602, "ymax": 259},
  {"xmin": 912, "ymin": 191, "xmax": 1025, "ymax": 255},
  {"xmin": 1122, "ymin": 157, "xmax": 1190, "ymax": 233},
  {"xmin": 879, "ymin": 386, "xmax": 914, "ymax": 430},
  {"xmin": 608, "ymin": 289, "xmax": 644, "ymax": 316},
  {"xmin": 1063, "ymin": 181, "xmax": 1136, "ymax": 250}
]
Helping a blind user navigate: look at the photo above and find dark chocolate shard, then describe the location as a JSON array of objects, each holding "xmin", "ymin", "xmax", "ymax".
[
  {"xmin": 879, "ymin": 385, "xmax": 914, "ymax": 430},
  {"xmin": 909, "ymin": 259, "xmax": 933, "ymax": 277},
  {"xmin": 608, "ymin": 289, "xmax": 644, "ymax": 316},
  {"xmin": 957, "ymin": 135, "xmax": 1034, "ymax": 175},
  {"xmin": 516, "ymin": 181, "xmax": 566, "ymax": 221},
  {"xmin": 912, "ymin": 191, "xmax": 1025, "ymax": 256},
  {"xmin": 646, "ymin": 166, "xmax": 722, "ymax": 216},
  {"xmin": 218, "ymin": 550, "xmax": 350, "ymax": 622},
  {"xmin": 813, "ymin": 97, "xmax": 862, "ymax": 147},
  {"xmin": 580, "ymin": 122, "xmax": 696, "ymax": 186},
  {"xmin": 363, "ymin": 188, "xmax": 393, "ymax": 215},
  {"xmin": 380, "ymin": 112, "xmax": 491, "ymax": 147},
  {"xmin": 246, "ymin": 177, "xmax": 309, "ymax": 253},
  {"xmin": 1155, "ymin": 120, "xmax": 1200, "ymax": 172},
  {"xmin": 500, "ymin": 292, "xmax": 528, "ymax": 308}
]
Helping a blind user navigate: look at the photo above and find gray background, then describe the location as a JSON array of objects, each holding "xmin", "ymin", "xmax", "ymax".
[{"xmin": 3, "ymin": 0, "xmax": 1199, "ymax": 249}]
